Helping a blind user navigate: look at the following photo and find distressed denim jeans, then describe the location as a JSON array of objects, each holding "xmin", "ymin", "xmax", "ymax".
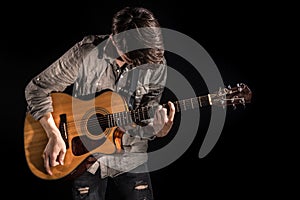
[{"xmin": 72, "ymin": 165, "xmax": 154, "ymax": 200}]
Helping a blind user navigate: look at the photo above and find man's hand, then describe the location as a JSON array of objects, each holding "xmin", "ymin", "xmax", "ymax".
[
  {"xmin": 39, "ymin": 113, "xmax": 66, "ymax": 175},
  {"xmin": 42, "ymin": 133, "xmax": 66, "ymax": 176},
  {"xmin": 153, "ymin": 101, "xmax": 175, "ymax": 137}
]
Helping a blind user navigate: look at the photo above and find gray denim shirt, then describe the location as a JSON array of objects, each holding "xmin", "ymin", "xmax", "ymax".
[{"xmin": 25, "ymin": 34, "xmax": 167, "ymax": 178}]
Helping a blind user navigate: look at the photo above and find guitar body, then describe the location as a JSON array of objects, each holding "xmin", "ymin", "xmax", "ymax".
[{"xmin": 24, "ymin": 90, "xmax": 128, "ymax": 180}]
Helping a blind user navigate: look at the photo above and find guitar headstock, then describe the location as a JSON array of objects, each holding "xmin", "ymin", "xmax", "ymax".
[{"xmin": 210, "ymin": 83, "xmax": 252, "ymax": 108}]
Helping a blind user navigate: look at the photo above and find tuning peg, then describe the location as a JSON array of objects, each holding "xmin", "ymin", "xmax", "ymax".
[
  {"xmin": 240, "ymin": 98, "xmax": 245, "ymax": 105},
  {"xmin": 218, "ymin": 87, "xmax": 223, "ymax": 96},
  {"xmin": 228, "ymin": 85, "xmax": 231, "ymax": 89},
  {"xmin": 232, "ymin": 104, "xmax": 236, "ymax": 110},
  {"xmin": 220, "ymin": 100, "xmax": 226, "ymax": 109},
  {"xmin": 230, "ymin": 98, "xmax": 237, "ymax": 110},
  {"xmin": 240, "ymin": 98, "xmax": 246, "ymax": 109},
  {"xmin": 237, "ymin": 83, "xmax": 240, "ymax": 87}
]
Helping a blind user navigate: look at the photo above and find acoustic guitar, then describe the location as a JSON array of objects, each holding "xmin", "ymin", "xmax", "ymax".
[{"xmin": 24, "ymin": 83, "xmax": 252, "ymax": 180}]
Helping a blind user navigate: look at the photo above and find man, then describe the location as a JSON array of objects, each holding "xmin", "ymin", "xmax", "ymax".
[{"xmin": 25, "ymin": 6, "xmax": 175, "ymax": 200}]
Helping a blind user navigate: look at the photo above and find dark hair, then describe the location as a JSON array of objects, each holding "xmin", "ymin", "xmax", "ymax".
[{"xmin": 111, "ymin": 7, "xmax": 164, "ymax": 66}]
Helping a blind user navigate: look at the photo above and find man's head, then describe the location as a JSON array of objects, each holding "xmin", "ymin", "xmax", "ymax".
[{"xmin": 111, "ymin": 7, "xmax": 164, "ymax": 66}]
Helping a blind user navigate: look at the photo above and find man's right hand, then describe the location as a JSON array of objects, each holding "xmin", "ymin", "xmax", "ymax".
[
  {"xmin": 39, "ymin": 113, "xmax": 66, "ymax": 175},
  {"xmin": 42, "ymin": 133, "xmax": 66, "ymax": 175}
]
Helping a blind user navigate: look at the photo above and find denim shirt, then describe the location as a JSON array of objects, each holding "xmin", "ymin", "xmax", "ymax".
[{"xmin": 25, "ymin": 34, "xmax": 167, "ymax": 178}]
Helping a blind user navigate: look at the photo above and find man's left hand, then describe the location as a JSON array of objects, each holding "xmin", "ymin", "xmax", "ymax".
[{"xmin": 153, "ymin": 101, "xmax": 175, "ymax": 137}]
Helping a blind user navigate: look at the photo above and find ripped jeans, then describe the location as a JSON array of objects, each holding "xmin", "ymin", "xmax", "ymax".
[{"xmin": 71, "ymin": 164, "xmax": 154, "ymax": 200}]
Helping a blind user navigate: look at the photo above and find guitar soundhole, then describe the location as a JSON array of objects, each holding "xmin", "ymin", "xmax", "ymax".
[{"xmin": 87, "ymin": 113, "xmax": 106, "ymax": 136}]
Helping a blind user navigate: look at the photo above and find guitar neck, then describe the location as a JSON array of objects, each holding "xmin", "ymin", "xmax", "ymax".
[
  {"xmin": 164, "ymin": 95, "xmax": 211, "ymax": 112},
  {"xmin": 105, "ymin": 94, "xmax": 211, "ymax": 128}
]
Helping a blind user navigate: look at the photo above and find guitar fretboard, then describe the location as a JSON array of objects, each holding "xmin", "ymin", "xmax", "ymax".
[
  {"xmin": 100, "ymin": 95, "xmax": 211, "ymax": 128},
  {"xmin": 168, "ymin": 95, "xmax": 211, "ymax": 112}
]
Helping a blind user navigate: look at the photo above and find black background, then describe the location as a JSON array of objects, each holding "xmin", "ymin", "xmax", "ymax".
[{"xmin": 2, "ymin": 0, "xmax": 294, "ymax": 199}]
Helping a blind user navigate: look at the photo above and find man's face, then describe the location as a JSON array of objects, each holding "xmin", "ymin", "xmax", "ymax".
[{"xmin": 110, "ymin": 34, "xmax": 132, "ymax": 65}]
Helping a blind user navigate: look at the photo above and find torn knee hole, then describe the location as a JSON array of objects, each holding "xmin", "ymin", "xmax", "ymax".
[
  {"xmin": 77, "ymin": 187, "xmax": 89, "ymax": 194},
  {"xmin": 134, "ymin": 184, "xmax": 148, "ymax": 190}
]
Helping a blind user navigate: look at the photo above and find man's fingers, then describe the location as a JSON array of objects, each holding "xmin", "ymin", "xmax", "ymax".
[
  {"xmin": 42, "ymin": 151, "xmax": 65, "ymax": 176},
  {"xmin": 156, "ymin": 103, "xmax": 175, "ymax": 124},
  {"xmin": 154, "ymin": 103, "xmax": 176, "ymax": 137},
  {"xmin": 58, "ymin": 150, "xmax": 66, "ymax": 165},
  {"xmin": 155, "ymin": 105, "xmax": 163, "ymax": 121},
  {"xmin": 167, "ymin": 101, "xmax": 175, "ymax": 122},
  {"xmin": 49, "ymin": 154, "xmax": 60, "ymax": 167},
  {"xmin": 43, "ymin": 153, "xmax": 53, "ymax": 176}
]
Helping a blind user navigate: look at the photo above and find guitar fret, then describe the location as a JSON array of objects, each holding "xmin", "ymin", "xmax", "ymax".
[
  {"xmin": 107, "ymin": 115, "xmax": 110, "ymax": 127},
  {"xmin": 127, "ymin": 111, "xmax": 131, "ymax": 124},
  {"xmin": 108, "ymin": 114, "xmax": 111, "ymax": 127},
  {"xmin": 123, "ymin": 112, "xmax": 127, "ymax": 124},
  {"xmin": 178, "ymin": 102, "xmax": 181, "ymax": 111},
  {"xmin": 182, "ymin": 100, "xmax": 186, "ymax": 111},
  {"xmin": 113, "ymin": 113, "xmax": 116, "ymax": 126},
  {"xmin": 109, "ymin": 114, "xmax": 112, "ymax": 126},
  {"xmin": 118, "ymin": 113, "xmax": 121, "ymax": 126},
  {"xmin": 193, "ymin": 98, "xmax": 199, "ymax": 109},
  {"xmin": 197, "ymin": 96, "xmax": 202, "ymax": 107},
  {"xmin": 129, "ymin": 111, "xmax": 132, "ymax": 123},
  {"xmin": 115, "ymin": 113, "xmax": 118, "ymax": 126},
  {"xmin": 119, "ymin": 112, "xmax": 122, "ymax": 126},
  {"xmin": 111, "ymin": 113, "xmax": 114, "ymax": 126},
  {"xmin": 193, "ymin": 97, "xmax": 196, "ymax": 108},
  {"xmin": 175, "ymin": 101, "xmax": 180, "ymax": 112},
  {"xmin": 121, "ymin": 112, "xmax": 125, "ymax": 125}
]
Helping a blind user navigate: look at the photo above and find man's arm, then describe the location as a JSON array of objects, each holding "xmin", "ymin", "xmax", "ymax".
[{"xmin": 39, "ymin": 112, "xmax": 66, "ymax": 175}]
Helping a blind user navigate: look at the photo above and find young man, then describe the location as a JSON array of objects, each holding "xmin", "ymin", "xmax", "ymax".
[{"xmin": 25, "ymin": 6, "xmax": 175, "ymax": 200}]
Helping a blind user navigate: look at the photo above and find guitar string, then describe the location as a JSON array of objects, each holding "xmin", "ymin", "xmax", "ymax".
[
  {"xmin": 66, "ymin": 95, "xmax": 244, "ymax": 128},
  {"xmin": 53, "ymin": 87, "xmax": 245, "ymax": 128},
  {"xmin": 65, "ymin": 99, "xmax": 201, "ymax": 128},
  {"xmin": 65, "ymin": 108, "xmax": 152, "ymax": 127}
]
